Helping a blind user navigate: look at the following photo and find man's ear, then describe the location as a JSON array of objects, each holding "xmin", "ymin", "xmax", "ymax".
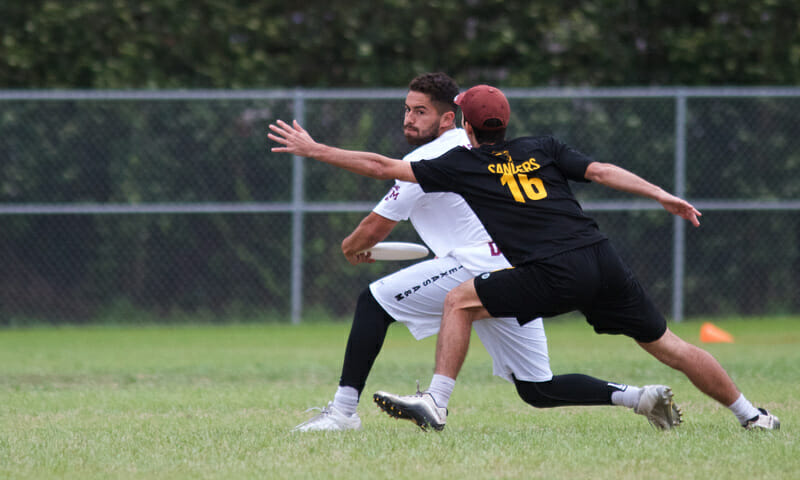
[
  {"xmin": 441, "ymin": 110, "xmax": 456, "ymax": 128},
  {"xmin": 463, "ymin": 121, "xmax": 479, "ymax": 147},
  {"xmin": 463, "ymin": 119, "xmax": 473, "ymax": 135}
]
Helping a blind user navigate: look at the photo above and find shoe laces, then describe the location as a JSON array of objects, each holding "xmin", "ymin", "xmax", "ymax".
[{"xmin": 303, "ymin": 401, "xmax": 333, "ymax": 416}]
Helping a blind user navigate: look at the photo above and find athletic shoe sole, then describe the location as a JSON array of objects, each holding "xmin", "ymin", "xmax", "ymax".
[{"xmin": 373, "ymin": 392, "xmax": 446, "ymax": 431}]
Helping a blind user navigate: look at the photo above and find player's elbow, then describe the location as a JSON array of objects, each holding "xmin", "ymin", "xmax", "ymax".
[
  {"xmin": 584, "ymin": 161, "xmax": 614, "ymax": 183},
  {"xmin": 375, "ymin": 160, "xmax": 412, "ymax": 181},
  {"xmin": 372, "ymin": 163, "xmax": 396, "ymax": 180},
  {"xmin": 371, "ymin": 158, "xmax": 413, "ymax": 182}
]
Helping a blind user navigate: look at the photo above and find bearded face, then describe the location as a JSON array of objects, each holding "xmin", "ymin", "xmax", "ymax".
[
  {"xmin": 403, "ymin": 90, "xmax": 444, "ymax": 146},
  {"xmin": 404, "ymin": 120, "xmax": 441, "ymax": 146}
]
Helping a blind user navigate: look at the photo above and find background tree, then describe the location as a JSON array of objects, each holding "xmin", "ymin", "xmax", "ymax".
[{"xmin": 1, "ymin": 1, "xmax": 799, "ymax": 89}]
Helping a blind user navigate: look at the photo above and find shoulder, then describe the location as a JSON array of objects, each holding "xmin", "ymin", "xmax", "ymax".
[
  {"xmin": 403, "ymin": 129, "xmax": 471, "ymax": 162},
  {"xmin": 432, "ymin": 145, "xmax": 471, "ymax": 163},
  {"xmin": 413, "ymin": 147, "xmax": 469, "ymax": 172}
]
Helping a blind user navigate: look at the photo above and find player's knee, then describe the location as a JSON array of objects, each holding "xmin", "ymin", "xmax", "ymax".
[
  {"xmin": 356, "ymin": 288, "xmax": 376, "ymax": 309},
  {"xmin": 355, "ymin": 288, "xmax": 394, "ymax": 327},
  {"xmin": 443, "ymin": 280, "xmax": 479, "ymax": 314},
  {"xmin": 514, "ymin": 379, "xmax": 558, "ymax": 409},
  {"xmin": 639, "ymin": 328, "xmax": 690, "ymax": 370},
  {"xmin": 443, "ymin": 287, "xmax": 463, "ymax": 315}
]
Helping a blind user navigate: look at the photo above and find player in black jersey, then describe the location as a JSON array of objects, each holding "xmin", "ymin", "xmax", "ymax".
[{"xmin": 268, "ymin": 85, "xmax": 779, "ymax": 431}]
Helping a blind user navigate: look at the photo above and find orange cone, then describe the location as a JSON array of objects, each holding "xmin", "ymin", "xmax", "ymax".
[{"xmin": 700, "ymin": 322, "xmax": 734, "ymax": 343}]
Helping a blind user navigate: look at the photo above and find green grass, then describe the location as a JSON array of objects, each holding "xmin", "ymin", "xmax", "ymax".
[{"xmin": 0, "ymin": 317, "xmax": 797, "ymax": 479}]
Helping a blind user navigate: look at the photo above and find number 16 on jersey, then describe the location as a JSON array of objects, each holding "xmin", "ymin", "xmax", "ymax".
[{"xmin": 501, "ymin": 173, "xmax": 547, "ymax": 203}]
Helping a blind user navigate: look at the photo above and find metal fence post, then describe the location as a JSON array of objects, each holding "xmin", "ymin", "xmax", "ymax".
[
  {"xmin": 290, "ymin": 89, "xmax": 306, "ymax": 324},
  {"xmin": 672, "ymin": 92, "xmax": 687, "ymax": 322}
]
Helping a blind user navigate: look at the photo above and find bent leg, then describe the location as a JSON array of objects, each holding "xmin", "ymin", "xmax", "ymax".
[
  {"xmin": 435, "ymin": 278, "xmax": 489, "ymax": 379},
  {"xmin": 342, "ymin": 256, "xmax": 477, "ymax": 396},
  {"xmin": 637, "ymin": 328, "xmax": 740, "ymax": 406}
]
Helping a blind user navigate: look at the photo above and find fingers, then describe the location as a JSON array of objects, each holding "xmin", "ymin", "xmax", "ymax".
[
  {"xmin": 267, "ymin": 119, "xmax": 300, "ymax": 138},
  {"xmin": 682, "ymin": 204, "xmax": 701, "ymax": 227},
  {"xmin": 686, "ymin": 203, "xmax": 701, "ymax": 227},
  {"xmin": 268, "ymin": 119, "xmax": 300, "ymax": 152},
  {"xmin": 268, "ymin": 120, "xmax": 291, "ymax": 138},
  {"xmin": 267, "ymin": 132, "xmax": 286, "ymax": 145},
  {"xmin": 270, "ymin": 119, "xmax": 303, "ymax": 136},
  {"xmin": 355, "ymin": 251, "xmax": 374, "ymax": 263},
  {"xmin": 662, "ymin": 196, "xmax": 702, "ymax": 227},
  {"xmin": 345, "ymin": 252, "xmax": 375, "ymax": 265},
  {"xmin": 267, "ymin": 131, "xmax": 288, "ymax": 153}
]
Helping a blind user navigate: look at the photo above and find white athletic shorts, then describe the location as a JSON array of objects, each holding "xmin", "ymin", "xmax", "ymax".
[{"xmin": 369, "ymin": 243, "xmax": 553, "ymax": 383}]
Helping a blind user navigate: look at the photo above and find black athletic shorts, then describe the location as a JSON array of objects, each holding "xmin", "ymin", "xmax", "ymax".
[{"xmin": 474, "ymin": 240, "xmax": 667, "ymax": 343}]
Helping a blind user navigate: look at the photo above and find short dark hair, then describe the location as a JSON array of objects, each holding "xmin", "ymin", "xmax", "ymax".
[
  {"xmin": 473, "ymin": 123, "xmax": 506, "ymax": 144},
  {"xmin": 408, "ymin": 72, "xmax": 459, "ymax": 115}
]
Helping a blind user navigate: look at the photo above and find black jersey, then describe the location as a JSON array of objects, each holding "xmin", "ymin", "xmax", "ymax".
[{"xmin": 410, "ymin": 135, "xmax": 607, "ymax": 266}]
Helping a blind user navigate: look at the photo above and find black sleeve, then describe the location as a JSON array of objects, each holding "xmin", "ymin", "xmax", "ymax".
[
  {"xmin": 549, "ymin": 137, "xmax": 594, "ymax": 183},
  {"xmin": 410, "ymin": 152, "xmax": 461, "ymax": 193}
]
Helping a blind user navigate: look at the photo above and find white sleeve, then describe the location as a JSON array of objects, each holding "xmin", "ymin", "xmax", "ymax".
[{"xmin": 372, "ymin": 180, "xmax": 425, "ymax": 221}]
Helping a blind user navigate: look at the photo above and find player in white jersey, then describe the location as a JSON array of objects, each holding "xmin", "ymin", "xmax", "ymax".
[
  {"xmin": 367, "ymin": 127, "xmax": 549, "ymax": 383},
  {"xmin": 291, "ymin": 73, "xmax": 681, "ymax": 432}
]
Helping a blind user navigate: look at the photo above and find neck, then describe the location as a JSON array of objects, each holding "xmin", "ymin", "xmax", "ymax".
[{"xmin": 439, "ymin": 125, "xmax": 456, "ymax": 136}]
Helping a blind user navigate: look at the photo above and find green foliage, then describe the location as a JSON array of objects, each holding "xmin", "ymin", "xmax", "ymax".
[{"xmin": 2, "ymin": 1, "xmax": 800, "ymax": 88}]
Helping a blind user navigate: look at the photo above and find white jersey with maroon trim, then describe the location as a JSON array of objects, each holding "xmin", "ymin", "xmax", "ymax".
[{"xmin": 372, "ymin": 128, "xmax": 491, "ymax": 259}]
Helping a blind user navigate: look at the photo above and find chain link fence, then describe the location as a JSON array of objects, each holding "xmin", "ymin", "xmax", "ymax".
[{"xmin": 1, "ymin": 88, "xmax": 799, "ymax": 325}]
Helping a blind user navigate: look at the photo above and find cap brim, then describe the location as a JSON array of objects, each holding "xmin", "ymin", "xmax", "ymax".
[{"xmin": 454, "ymin": 93, "xmax": 465, "ymax": 105}]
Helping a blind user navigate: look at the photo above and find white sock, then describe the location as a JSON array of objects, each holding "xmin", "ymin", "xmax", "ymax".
[
  {"xmin": 728, "ymin": 393, "xmax": 761, "ymax": 425},
  {"xmin": 425, "ymin": 374, "xmax": 456, "ymax": 408},
  {"xmin": 610, "ymin": 385, "xmax": 642, "ymax": 409},
  {"xmin": 332, "ymin": 386, "xmax": 359, "ymax": 417}
]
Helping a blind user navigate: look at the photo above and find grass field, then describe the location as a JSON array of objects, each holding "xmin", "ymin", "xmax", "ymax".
[{"xmin": 0, "ymin": 316, "xmax": 797, "ymax": 479}]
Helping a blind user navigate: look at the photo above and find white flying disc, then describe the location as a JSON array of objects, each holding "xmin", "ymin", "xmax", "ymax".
[{"xmin": 360, "ymin": 242, "xmax": 429, "ymax": 261}]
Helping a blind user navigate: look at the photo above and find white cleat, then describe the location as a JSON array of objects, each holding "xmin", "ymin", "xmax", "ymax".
[
  {"xmin": 744, "ymin": 408, "xmax": 780, "ymax": 430},
  {"xmin": 634, "ymin": 385, "xmax": 682, "ymax": 430},
  {"xmin": 373, "ymin": 383, "xmax": 447, "ymax": 431},
  {"xmin": 292, "ymin": 402, "xmax": 361, "ymax": 432}
]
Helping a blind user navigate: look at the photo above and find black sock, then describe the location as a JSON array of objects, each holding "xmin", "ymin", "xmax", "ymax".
[
  {"xmin": 513, "ymin": 373, "xmax": 616, "ymax": 408},
  {"xmin": 338, "ymin": 288, "xmax": 395, "ymax": 397}
]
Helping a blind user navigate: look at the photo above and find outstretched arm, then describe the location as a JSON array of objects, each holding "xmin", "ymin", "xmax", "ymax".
[
  {"xmin": 585, "ymin": 161, "xmax": 702, "ymax": 227},
  {"xmin": 268, "ymin": 120, "xmax": 417, "ymax": 183}
]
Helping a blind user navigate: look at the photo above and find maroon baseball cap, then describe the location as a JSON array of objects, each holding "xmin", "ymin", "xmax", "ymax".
[{"xmin": 454, "ymin": 85, "xmax": 510, "ymax": 131}]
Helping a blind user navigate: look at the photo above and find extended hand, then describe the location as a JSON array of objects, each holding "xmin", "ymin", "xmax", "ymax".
[
  {"xmin": 658, "ymin": 193, "xmax": 702, "ymax": 227},
  {"xmin": 268, "ymin": 120, "xmax": 318, "ymax": 157}
]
